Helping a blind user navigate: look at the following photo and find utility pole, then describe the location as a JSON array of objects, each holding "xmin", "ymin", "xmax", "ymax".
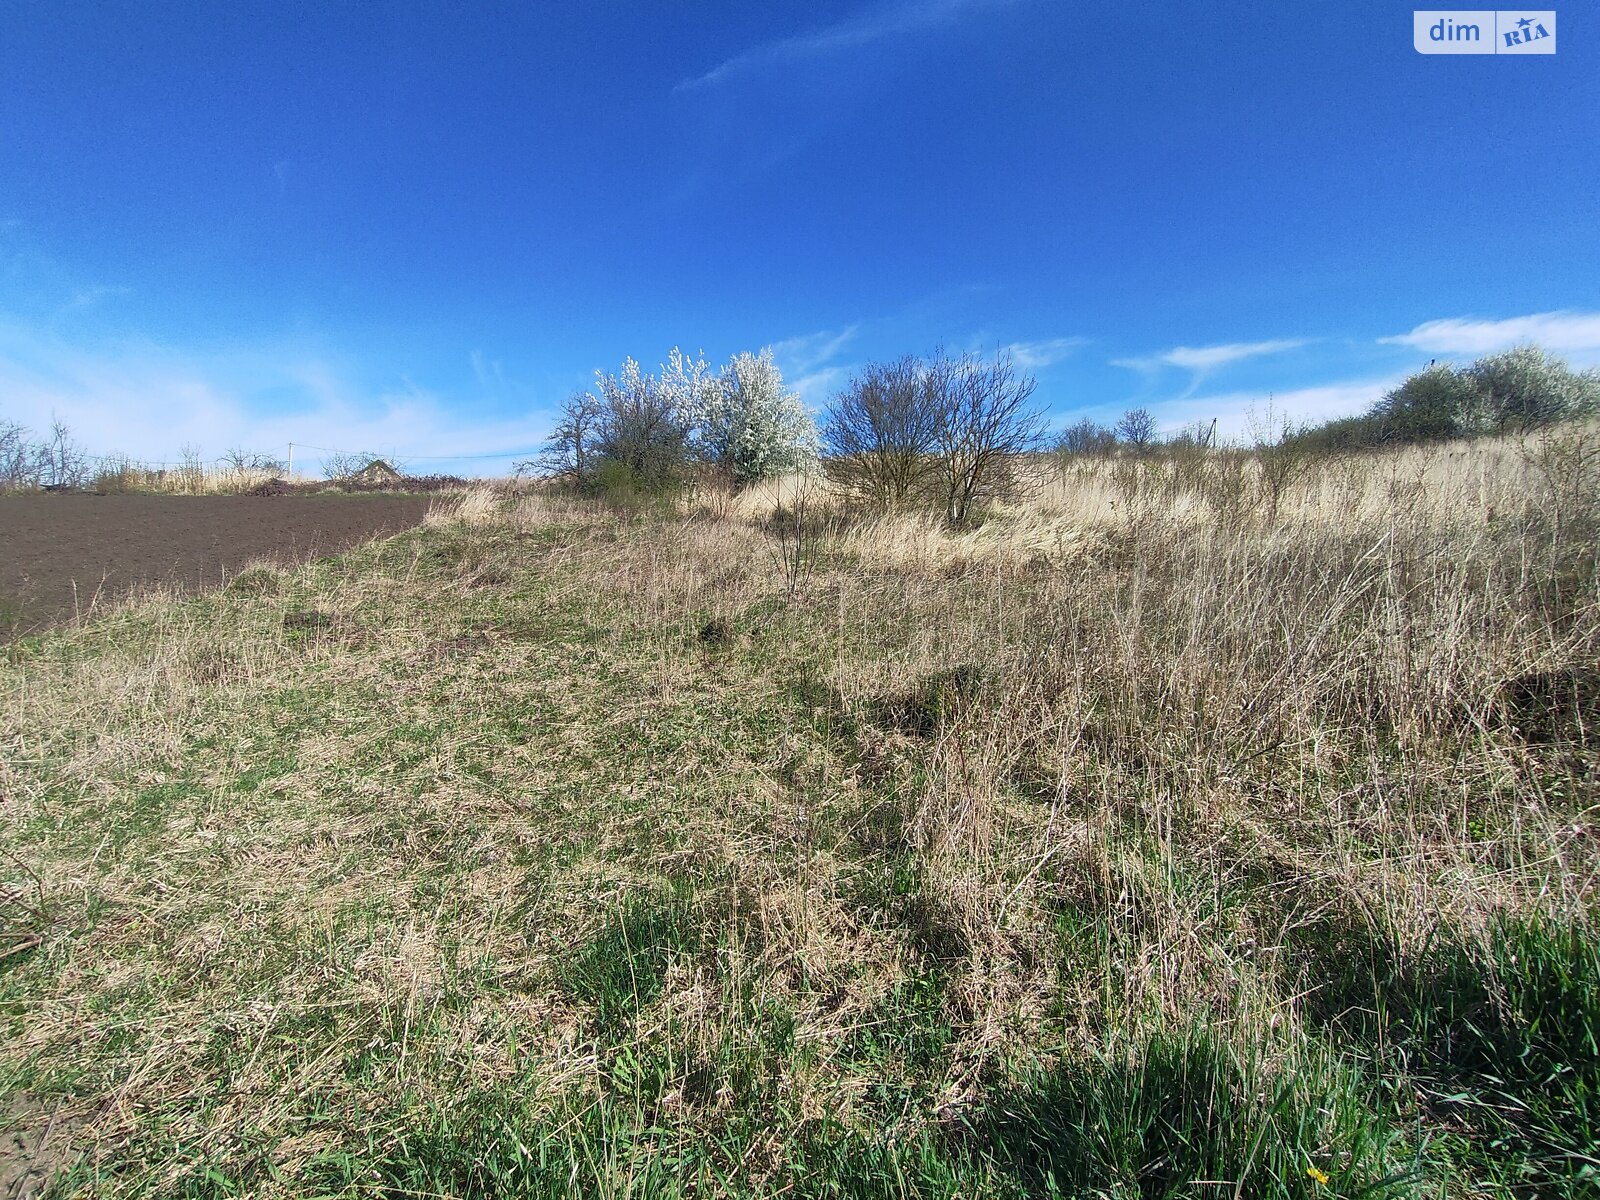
[{"xmin": 287, "ymin": 442, "xmax": 293, "ymax": 477}]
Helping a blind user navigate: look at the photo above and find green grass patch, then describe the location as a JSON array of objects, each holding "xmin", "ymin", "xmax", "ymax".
[{"xmin": 561, "ymin": 886, "xmax": 702, "ymax": 1036}]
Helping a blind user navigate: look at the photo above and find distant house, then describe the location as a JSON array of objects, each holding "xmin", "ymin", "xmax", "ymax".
[{"xmin": 353, "ymin": 459, "xmax": 402, "ymax": 484}]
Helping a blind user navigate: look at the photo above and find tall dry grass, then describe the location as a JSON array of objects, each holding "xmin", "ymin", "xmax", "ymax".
[{"xmin": 1, "ymin": 431, "xmax": 1595, "ymax": 1196}]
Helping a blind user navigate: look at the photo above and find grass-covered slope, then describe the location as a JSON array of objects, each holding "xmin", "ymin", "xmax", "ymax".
[{"xmin": 2, "ymin": 452, "xmax": 1597, "ymax": 1197}]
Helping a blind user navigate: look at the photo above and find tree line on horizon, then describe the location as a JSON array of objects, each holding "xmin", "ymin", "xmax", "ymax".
[
  {"xmin": 4, "ymin": 343, "xmax": 1595, "ymax": 502},
  {"xmin": 1297, "ymin": 344, "xmax": 1600, "ymax": 452},
  {"xmin": 535, "ymin": 340, "xmax": 1599, "ymax": 521}
]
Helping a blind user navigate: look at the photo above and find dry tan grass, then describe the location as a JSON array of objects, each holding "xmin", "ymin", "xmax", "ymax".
[
  {"xmin": 82, "ymin": 464, "xmax": 291, "ymax": 495},
  {"xmin": 422, "ymin": 486, "xmax": 504, "ymax": 527},
  {"xmin": 0, "ymin": 432, "xmax": 1595, "ymax": 1194}
]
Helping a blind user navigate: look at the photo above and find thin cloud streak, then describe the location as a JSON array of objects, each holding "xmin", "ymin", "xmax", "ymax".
[
  {"xmin": 789, "ymin": 366, "xmax": 849, "ymax": 409},
  {"xmin": 1379, "ymin": 311, "xmax": 1600, "ymax": 358},
  {"xmin": 1112, "ymin": 338, "xmax": 1308, "ymax": 374},
  {"xmin": 769, "ymin": 326, "xmax": 859, "ymax": 376},
  {"xmin": 1001, "ymin": 336, "xmax": 1087, "ymax": 368},
  {"xmin": 469, "ymin": 348, "xmax": 508, "ymax": 391},
  {"xmin": 677, "ymin": 0, "xmax": 1017, "ymax": 91},
  {"xmin": 769, "ymin": 326, "xmax": 861, "ymax": 409}
]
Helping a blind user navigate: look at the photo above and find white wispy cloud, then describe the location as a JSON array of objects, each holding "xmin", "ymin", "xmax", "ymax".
[
  {"xmin": 1112, "ymin": 338, "xmax": 1308, "ymax": 375},
  {"xmin": 678, "ymin": 0, "xmax": 1017, "ymax": 91},
  {"xmin": 1001, "ymin": 336, "xmax": 1087, "ymax": 368},
  {"xmin": 469, "ymin": 348, "xmax": 507, "ymax": 390},
  {"xmin": 789, "ymin": 366, "xmax": 850, "ymax": 408},
  {"xmin": 67, "ymin": 284, "xmax": 131, "ymax": 310},
  {"xmin": 1379, "ymin": 310, "xmax": 1600, "ymax": 358},
  {"xmin": 1150, "ymin": 376, "xmax": 1397, "ymax": 441},
  {"xmin": 768, "ymin": 326, "xmax": 858, "ymax": 376},
  {"xmin": 767, "ymin": 326, "xmax": 860, "ymax": 407},
  {"xmin": 0, "ymin": 323, "xmax": 558, "ymax": 473}
]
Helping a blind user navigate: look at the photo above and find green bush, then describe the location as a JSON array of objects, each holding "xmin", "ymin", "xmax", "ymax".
[
  {"xmin": 1471, "ymin": 345, "xmax": 1600, "ymax": 433},
  {"xmin": 1370, "ymin": 363, "xmax": 1484, "ymax": 443},
  {"xmin": 1290, "ymin": 343, "xmax": 1599, "ymax": 453}
]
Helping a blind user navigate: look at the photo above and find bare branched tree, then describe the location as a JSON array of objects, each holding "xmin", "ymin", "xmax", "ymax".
[
  {"xmin": 320, "ymin": 450, "xmax": 383, "ymax": 481},
  {"xmin": 927, "ymin": 348, "xmax": 1046, "ymax": 526},
  {"xmin": 531, "ymin": 357, "xmax": 698, "ymax": 493},
  {"xmin": 223, "ymin": 446, "xmax": 287, "ymax": 477},
  {"xmin": 0, "ymin": 417, "xmax": 30, "ymax": 490},
  {"xmin": 1054, "ymin": 418, "xmax": 1118, "ymax": 459},
  {"xmin": 1116, "ymin": 407, "xmax": 1158, "ymax": 453},
  {"xmin": 524, "ymin": 391, "xmax": 602, "ymax": 482},
  {"xmin": 820, "ymin": 356, "xmax": 940, "ymax": 509},
  {"xmin": 1, "ymin": 414, "xmax": 94, "ymax": 490},
  {"xmin": 592, "ymin": 361, "xmax": 695, "ymax": 488},
  {"xmin": 764, "ymin": 476, "xmax": 824, "ymax": 599},
  {"xmin": 34, "ymin": 420, "xmax": 90, "ymax": 489}
]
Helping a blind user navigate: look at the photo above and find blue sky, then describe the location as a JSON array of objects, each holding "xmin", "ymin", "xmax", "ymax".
[{"xmin": 2, "ymin": 1, "xmax": 1597, "ymax": 474}]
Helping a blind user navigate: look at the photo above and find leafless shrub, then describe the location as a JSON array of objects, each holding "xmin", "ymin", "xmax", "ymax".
[
  {"xmin": 1250, "ymin": 403, "xmax": 1313, "ymax": 521},
  {"xmin": 0, "ymin": 418, "xmax": 32, "ymax": 490},
  {"xmin": 927, "ymin": 348, "xmax": 1047, "ymax": 526},
  {"xmin": 525, "ymin": 390, "xmax": 603, "ymax": 484},
  {"xmin": 319, "ymin": 449, "xmax": 388, "ymax": 481},
  {"xmin": 821, "ymin": 356, "xmax": 940, "ymax": 509},
  {"xmin": 821, "ymin": 350, "xmax": 1045, "ymax": 525},
  {"xmin": 535, "ymin": 359, "xmax": 698, "ymax": 496},
  {"xmin": 172, "ymin": 443, "xmax": 208, "ymax": 492},
  {"xmin": 1053, "ymin": 418, "xmax": 1118, "ymax": 462},
  {"xmin": 33, "ymin": 420, "xmax": 91, "ymax": 489},
  {"xmin": 763, "ymin": 478, "xmax": 826, "ymax": 598},
  {"xmin": 91, "ymin": 453, "xmax": 153, "ymax": 493},
  {"xmin": 222, "ymin": 446, "xmax": 287, "ymax": 477},
  {"xmin": 1115, "ymin": 407, "xmax": 1158, "ymax": 452}
]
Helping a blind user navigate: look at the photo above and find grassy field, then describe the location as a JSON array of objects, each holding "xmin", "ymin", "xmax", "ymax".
[{"xmin": 2, "ymin": 434, "xmax": 1597, "ymax": 1198}]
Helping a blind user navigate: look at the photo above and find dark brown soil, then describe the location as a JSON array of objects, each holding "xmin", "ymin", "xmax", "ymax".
[
  {"xmin": 0, "ymin": 1095, "xmax": 84, "ymax": 1200},
  {"xmin": 0, "ymin": 494, "xmax": 432, "ymax": 639}
]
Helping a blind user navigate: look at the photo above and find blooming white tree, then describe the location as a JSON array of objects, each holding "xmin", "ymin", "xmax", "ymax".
[
  {"xmin": 658, "ymin": 346, "xmax": 717, "ymax": 419},
  {"xmin": 695, "ymin": 348, "xmax": 818, "ymax": 485},
  {"xmin": 1468, "ymin": 345, "xmax": 1600, "ymax": 433},
  {"xmin": 532, "ymin": 350, "xmax": 707, "ymax": 490},
  {"xmin": 533, "ymin": 346, "xmax": 818, "ymax": 490}
]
